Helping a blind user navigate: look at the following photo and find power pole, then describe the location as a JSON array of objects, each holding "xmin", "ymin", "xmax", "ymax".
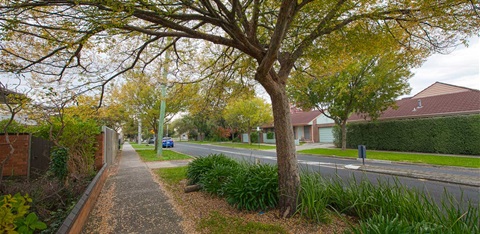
[
  {"xmin": 157, "ymin": 49, "xmax": 170, "ymax": 157},
  {"xmin": 157, "ymin": 84, "xmax": 167, "ymax": 156},
  {"xmin": 137, "ymin": 117, "xmax": 142, "ymax": 144}
]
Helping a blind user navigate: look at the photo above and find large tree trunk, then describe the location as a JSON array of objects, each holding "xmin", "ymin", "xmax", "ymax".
[
  {"xmin": 270, "ymin": 88, "xmax": 300, "ymax": 218},
  {"xmin": 341, "ymin": 121, "xmax": 347, "ymax": 150}
]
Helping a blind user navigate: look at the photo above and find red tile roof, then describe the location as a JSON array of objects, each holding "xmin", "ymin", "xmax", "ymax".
[
  {"xmin": 349, "ymin": 90, "xmax": 480, "ymax": 121},
  {"xmin": 263, "ymin": 110, "xmax": 322, "ymax": 127},
  {"xmin": 291, "ymin": 110, "xmax": 322, "ymax": 126}
]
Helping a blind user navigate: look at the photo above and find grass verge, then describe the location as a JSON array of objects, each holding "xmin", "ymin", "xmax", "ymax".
[
  {"xmin": 198, "ymin": 211, "xmax": 287, "ymax": 234},
  {"xmin": 298, "ymin": 148, "xmax": 480, "ymax": 168},
  {"xmin": 154, "ymin": 167, "xmax": 187, "ymax": 185},
  {"xmin": 135, "ymin": 149, "xmax": 192, "ymax": 162},
  {"xmin": 212, "ymin": 142, "xmax": 276, "ymax": 150}
]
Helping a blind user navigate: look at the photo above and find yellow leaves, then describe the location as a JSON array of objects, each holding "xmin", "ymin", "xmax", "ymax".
[{"xmin": 223, "ymin": 97, "xmax": 273, "ymax": 132}]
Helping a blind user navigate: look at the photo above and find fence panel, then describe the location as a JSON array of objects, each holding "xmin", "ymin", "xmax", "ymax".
[
  {"xmin": 29, "ymin": 136, "xmax": 54, "ymax": 178},
  {"xmin": 103, "ymin": 126, "xmax": 118, "ymax": 165}
]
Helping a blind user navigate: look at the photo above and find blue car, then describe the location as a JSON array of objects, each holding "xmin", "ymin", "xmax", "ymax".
[{"xmin": 162, "ymin": 137, "xmax": 174, "ymax": 148}]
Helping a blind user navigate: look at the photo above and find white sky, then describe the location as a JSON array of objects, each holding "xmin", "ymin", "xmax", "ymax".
[{"xmin": 408, "ymin": 37, "xmax": 479, "ymax": 96}]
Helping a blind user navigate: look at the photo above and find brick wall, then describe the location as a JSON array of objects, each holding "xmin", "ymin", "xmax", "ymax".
[{"xmin": 0, "ymin": 134, "xmax": 30, "ymax": 177}]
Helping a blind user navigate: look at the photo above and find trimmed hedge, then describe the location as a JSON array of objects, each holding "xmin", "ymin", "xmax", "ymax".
[{"xmin": 337, "ymin": 114, "xmax": 480, "ymax": 155}]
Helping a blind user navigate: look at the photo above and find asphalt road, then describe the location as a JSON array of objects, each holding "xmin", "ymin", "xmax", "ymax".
[{"xmin": 173, "ymin": 142, "xmax": 480, "ymax": 208}]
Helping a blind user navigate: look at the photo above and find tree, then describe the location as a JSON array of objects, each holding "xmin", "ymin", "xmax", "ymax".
[
  {"xmin": 0, "ymin": 0, "xmax": 478, "ymax": 216},
  {"xmin": 116, "ymin": 72, "xmax": 191, "ymax": 149},
  {"xmin": 0, "ymin": 82, "xmax": 29, "ymax": 183},
  {"xmin": 224, "ymin": 97, "xmax": 272, "ymax": 144},
  {"xmin": 289, "ymin": 49, "xmax": 412, "ymax": 150}
]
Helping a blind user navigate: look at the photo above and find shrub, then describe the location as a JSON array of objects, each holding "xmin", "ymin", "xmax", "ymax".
[
  {"xmin": 294, "ymin": 170, "xmax": 478, "ymax": 233},
  {"xmin": 200, "ymin": 163, "xmax": 240, "ymax": 196},
  {"xmin": 250, "ymin": 132, "xmax": 259, "ymax": 143},
  {"xmin": 296, "ymin": 172, "xmax": 331, "ymax": 223},
  {"xmin": 33, "ymin": 116, "xmax": 101, "ymax": 176},
  {"xmin": 224, "ymin": 163, "xmax": 278, "ymax": 211},
  {"xmin": 345, "ymin": 213, "xmax": 443, "ymax": 234},
  {"xmin": 186, "ymin": 154, "xmax": 239, "ymax": 185},
  {"xmin": 49, "ymin": 147, "xmax": 69, "ymax": 181},
  {"xmin": 266, "ymin": 131, "xmax": 274, "ymax": 140},
  {"xmin": 0, "ymin": 119, "xmax": 27, "ymax": 133},
  {"xmin": 0, "ymin": 193, "xmax": 47, "ymax": 233},
  {"xmin": 341, "ymin": 114, "xmax": 480, "ymax": 155}
]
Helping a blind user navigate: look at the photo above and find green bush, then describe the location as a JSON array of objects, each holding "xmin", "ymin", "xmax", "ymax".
[
  {"xmin": 296, "ymin": 172, "xmax": 331, "ymax": 223},
  {"xmin": 200, "ymin": 163, "xmax": 240, "ymax": 196},
  {"xmin": 296, "ymin": 171, "xmax": 479, "ymax": 233},
  {"xmin": 0, "ymin": 119, "xmax": 27, "ymax": 133},
  {"xmin": 346, "ymin": 213, "xmax": 443, "ymax": 234},
  {"xmin": 250, "ymin": 132, "xmax": 259, "ymax": 144},
  {"xmin": 341, "ymin": 115, "xmax": 480, "ymax": 155},
  {"xmin": 266, "ymin": 131, "xmax": 274, "ymax": 140},
  {"xmin": 0, "ymin": 193, "xmax": 47, "ymax": 233},
  {"xmin": 49, "ymin": 147, "xmax": 69, "ymax": 180},
  {"xmin": 33, "ymin": 116, "xmax": 101, "ymax": 175},
  {"xmin": 186, "ymin": 154, "xmax": 239, "ymax": 185},
  {"xmin": 224, "ymin": 163, "xmax": 278, "ymax": 211}
]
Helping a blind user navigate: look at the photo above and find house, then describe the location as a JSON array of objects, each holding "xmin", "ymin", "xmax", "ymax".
[
  {"xmin": 261, "ymin": 82, "xmax": 479, "ymax": 144},
  {"xmin": 262, "ymin": 106, "xmax": 335, "ymax": 143},
  {"xmin": 348, "ymin": 82, "xmax": 480, "ymax": 122}
]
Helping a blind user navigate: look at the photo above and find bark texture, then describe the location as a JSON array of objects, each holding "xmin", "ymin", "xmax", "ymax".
[{"xmin": 270, "ymin": 87, "xmax": 300, "ymax": 217}]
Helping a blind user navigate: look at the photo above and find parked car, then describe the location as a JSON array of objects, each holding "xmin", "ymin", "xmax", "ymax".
[
  {"xmin": 148, "ymin": 137, "xmax": 155, "ymax": 144},
  {"xmin": 162, "ymin": 137, "xmax": 174, "ymax": 148}
]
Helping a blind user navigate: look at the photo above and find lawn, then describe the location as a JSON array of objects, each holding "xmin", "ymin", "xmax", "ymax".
[
  {"xmin": 212, "ymin": 142, "xmax": 276, "ymax": 150},
  {"xmin": 132, "ymin": 145, "xmax": 192, "ymax": 162},
  {"xmin": 298, "ymin": 148, "xmax": 480, "ymax": 168},
  {"xmin": 184, "ymin": 140, "xmax": 216, "ymax": 144},
  {"xmin": 154, "ymin": 166, "xmax": 187, "ymax": 185},
  {"xmin": 130, "ymin": 142, "xmax": 155, "ymax": 150}
]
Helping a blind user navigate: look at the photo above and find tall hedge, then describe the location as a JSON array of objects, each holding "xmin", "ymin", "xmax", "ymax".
[{"xmin": 338, "ymin": 114, "xmax": 480, "ymax": 155}]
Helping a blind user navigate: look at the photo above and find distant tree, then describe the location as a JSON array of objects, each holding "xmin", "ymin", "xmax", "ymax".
[
  {"xmin": 290, "ymin": 44, "xmax": 413, "ymax": 150},
  {"xmin": 116, "ymin": 72, "xmax": 191, "ymax": 148},
  {"xmin": 224, "ymin": 97, "xmax": 273, "ymax": 144}
]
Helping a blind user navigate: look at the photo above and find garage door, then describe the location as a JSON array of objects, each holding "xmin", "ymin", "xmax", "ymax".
[{"xmin": 319, "ymin": 127, "xmax": 334, "ymax": 143}]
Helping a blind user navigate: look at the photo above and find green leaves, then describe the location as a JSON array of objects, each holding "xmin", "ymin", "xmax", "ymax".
[
  {"xmin": 187, "ymin": 154, "xmax": 279, "ymax": 211},
  {"xmin": 0, "ymin": 193, "xmax": 47, "ymax": 233},
  {"xmin": 223, "ymin": 97, "xmax": 273, "ymax": 142}
]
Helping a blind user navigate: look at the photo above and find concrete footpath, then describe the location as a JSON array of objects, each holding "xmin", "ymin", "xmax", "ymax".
[{"xmin": 82, "ymin": 143, "xmax": 184, "ymax": 234}]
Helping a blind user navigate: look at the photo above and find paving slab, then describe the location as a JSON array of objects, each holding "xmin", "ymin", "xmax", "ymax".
[{"xmin": 82, "ymin": 143, "xmax": 184, "ymax": 234}]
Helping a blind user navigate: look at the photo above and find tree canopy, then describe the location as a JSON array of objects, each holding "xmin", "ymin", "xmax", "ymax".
[{"xmin": 224, "ymin": 97, "xmax": 272, "ymax": 143}]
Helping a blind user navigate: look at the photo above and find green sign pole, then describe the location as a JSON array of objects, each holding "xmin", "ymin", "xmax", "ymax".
[
  {"xmin": 157, "ymin": 84, "xmax": 167, "ymax": 157},
  {"xmin": 157, "ymin": 48, "xmax": 170, "ymax": 157}
]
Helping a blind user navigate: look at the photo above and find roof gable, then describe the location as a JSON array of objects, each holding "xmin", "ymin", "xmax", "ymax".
[
  {"xmin": 290, "ymin": 110, "xmax": 322, "ymax": 126},
  {"xmin": 349, "ymin": 89, "xmax": 480, "ymax": 121},
  {"xmin": 413, "ymin": 82, "xmax": 473, "ymax": 99}
]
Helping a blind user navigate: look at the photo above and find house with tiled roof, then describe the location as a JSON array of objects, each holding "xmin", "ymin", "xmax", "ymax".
[
  {"xmin": 348, "ymin": 82, "xmax": 480, "ymax": 122},
  {"xmin": 262, "ymin": 106, "xmax": 329, "ymax": 143},
  {"xmin": 260, "ymin": 82, "xmax": 479, "ymax": 145}
]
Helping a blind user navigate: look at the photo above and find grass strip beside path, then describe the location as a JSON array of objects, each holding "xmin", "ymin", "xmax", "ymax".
[
  {"xmin": 134, "ymin": 148, "xmax": 192, "ymax": 162},
  {"xmin": 154, "ymin": 167, "xmax": 187, "ymax": 185},
  {"xmin": 212, "ymin": 142, "xmax": 276, "ymax": 150},
  {"xmin": 299, "ymin": 148, "xmax": 480, "ymax": 168}
]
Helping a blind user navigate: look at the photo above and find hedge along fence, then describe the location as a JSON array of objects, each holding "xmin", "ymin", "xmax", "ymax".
[{"xmin": 335, "ymin": 114, "xmax": 480, "ymax": 155}]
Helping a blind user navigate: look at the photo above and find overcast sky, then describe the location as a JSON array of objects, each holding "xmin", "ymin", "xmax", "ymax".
[{"xmin": 408, "ymin": 37, "xmax": 479, "ymax": 96}]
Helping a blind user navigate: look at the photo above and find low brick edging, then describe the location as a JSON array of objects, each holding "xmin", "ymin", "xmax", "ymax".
[{"xmin": 56, "ymin": 164, "xmax": 109, "ymax": 234}]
